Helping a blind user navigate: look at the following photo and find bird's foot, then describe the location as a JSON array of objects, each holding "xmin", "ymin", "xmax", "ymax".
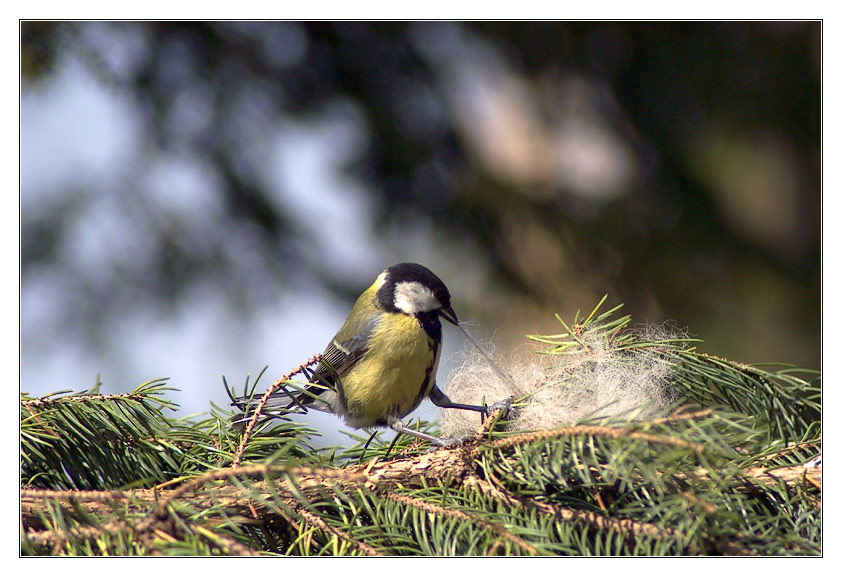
[
  {"xmin": 485, "ymin": 396, "xmax": 516, "ymax": 418},
  {"xmin": 425, "ymin": 434, "xmax": 471, "ymax": 451}
]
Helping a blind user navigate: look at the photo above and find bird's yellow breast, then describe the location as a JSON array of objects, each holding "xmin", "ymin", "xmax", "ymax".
[{"xmin": 339, "ymin": 313, "xmax": 439, "ymax": 428}]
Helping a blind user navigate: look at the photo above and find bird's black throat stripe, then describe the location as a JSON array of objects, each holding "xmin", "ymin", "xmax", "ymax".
[
  {"xmin": 415, "ymin": 310, "xmax": 443, "ymax": 342},
  {"xmin": 410, "ymin": 333, "xmax": 441, "ymax": 420}
]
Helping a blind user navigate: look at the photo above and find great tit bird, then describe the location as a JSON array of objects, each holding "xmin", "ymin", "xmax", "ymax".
[{"xmin": 233, "ymin": 262, "xmax": 506, "ymax": 445}]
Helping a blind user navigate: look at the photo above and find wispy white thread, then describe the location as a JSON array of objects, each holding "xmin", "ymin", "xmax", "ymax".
[{"xmin": 439, "ymin": 324, "xmax": 678, "ymax": 436}]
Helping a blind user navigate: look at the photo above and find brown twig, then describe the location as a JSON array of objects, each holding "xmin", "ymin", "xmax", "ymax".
[
  {"xmin": 384, "ymin": 491, "xmax": 538, "ymax": 555},
  {"xmin": 231, "ymin": 354, "xmax": 321, "ymax": 468},
  {"xmin": 24, "ymin": 410, "xmax": 814, "ymax": 556},
  {"xmin": 294, "ymin": 504, "xmax": 383, "ymax": 556},
  {"xmin": 672, "ymin": 464, "xmax": 822, "ymax": 502},
  {"xmin": 482, "ymin": 424, "xmax": 706, "ymax": 454},
  {"xmin": 21, "ymin": 488, "xmax": 130, "ymax": 502},
  {"xmin": 24, "ymin": 523, "xmax": 133, "ymax": 555},
  {"xmin": 465, "ymin": 473, "xmax": 669, "ymax": 540},
  {"xmin": 652, "ymin": 406, "xmax": 713, "ymax": 424},
  {"xmin": 21, "ymin": 392, "xmax": 151, "ymax": 407},
  {"xmin": 188, "ymin": 522, "xmax": 262, "ymax": 556},
  {"xmin": 147, "ymin": 463, "xmax": 366, "ymax": 519}
]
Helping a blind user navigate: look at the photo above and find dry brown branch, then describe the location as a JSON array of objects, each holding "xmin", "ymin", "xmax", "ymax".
[
  {"xmin": 671, "ymin": 463, "xmax": 822, "ymax": 507},
  {"xmin": 741, "ymin": 464, "xmax": 822, "ymax": 492},
  {"xmin": 231, "ymin": 353, "xmax": 321, "ymax": 468},
  {"xmin": 22, "ymin": 408, "xmax": 818, "ymax": 556},
  {"xmin": 22, "ymin": 421, "xmax": 707, "ymax": 530}
]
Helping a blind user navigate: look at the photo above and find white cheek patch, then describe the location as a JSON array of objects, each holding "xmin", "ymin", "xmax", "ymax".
[{"xmin": 393, "ymin": 281, "xmax": 441, "ymax": 314}]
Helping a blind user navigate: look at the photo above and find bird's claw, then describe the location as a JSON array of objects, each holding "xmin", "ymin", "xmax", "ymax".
[
  {"xmin": 427, "ymin": 435, "xmax": 470, "ymax": 451},
  {"xmin": 484, "ymin": 396, "xmax": 516, "ymax": 419}
]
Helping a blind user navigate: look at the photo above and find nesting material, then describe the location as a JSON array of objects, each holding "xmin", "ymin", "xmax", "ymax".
[{"xmin": 438, "ymin": 326, "xmax": 677, "ymax": 436}]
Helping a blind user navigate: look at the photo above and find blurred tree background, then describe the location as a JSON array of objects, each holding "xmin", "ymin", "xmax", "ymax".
[{"xmin": 20, "ymin": 22, "xmax": 821, "ymax": 414}]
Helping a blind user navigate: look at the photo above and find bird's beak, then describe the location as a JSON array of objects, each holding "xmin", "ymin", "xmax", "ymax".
[{"xmin": 439, "ymin": 305, "xmax": 459, "ymax": 326}]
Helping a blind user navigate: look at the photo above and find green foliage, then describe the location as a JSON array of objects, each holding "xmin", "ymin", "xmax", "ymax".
[
  {"xmin": 20, "ymin": 302, "xmax": 820, "ymax": 556},
  {"xmin": 21, "ymin": 379, "xmax": 185, "ymax": 489},
  {"xmin": 21, "ymin": 372, "xmax": 326, "ymax": 492},
  {"xmin": 532, "ymin": 296, "xmax": 820, "ymax": 445}
]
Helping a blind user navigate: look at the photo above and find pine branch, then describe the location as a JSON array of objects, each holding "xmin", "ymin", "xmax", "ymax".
[
  {"xmin": 21, "ymin": 415, "xmax": 820, "ymax": 554},
  {"xmin": 20, "ymin": 300, "xmax": 820, "ymax": 555},
  {"xmin": 230, "ymin": 355, "xmax": 321, "ymax": 468},
  {"xmin": 21, "ymin": 380, "xmax": 184, "ymax": 489}
]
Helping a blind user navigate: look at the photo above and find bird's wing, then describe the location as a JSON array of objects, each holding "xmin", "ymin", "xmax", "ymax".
[
  {"xmin": 230, "ymin": 315, "xmax": 381, "ymax": 420},
  {"xmin": 310, "ymin": 314, "xmax": 381, "ymax": 387}
]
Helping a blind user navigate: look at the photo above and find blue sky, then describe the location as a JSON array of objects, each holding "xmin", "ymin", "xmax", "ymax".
[{"xmin": 19, "ymin": 49, "xmax": 492, "ymax": 447}]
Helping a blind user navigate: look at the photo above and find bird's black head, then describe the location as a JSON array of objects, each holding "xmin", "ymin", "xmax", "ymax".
[{"xmin": 377, "ymin": 262, "xmax": 458, "ymax": 326}]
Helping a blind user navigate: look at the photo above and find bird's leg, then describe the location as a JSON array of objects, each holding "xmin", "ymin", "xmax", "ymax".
[
  {"xmin": 387, "ymin": 415, "xmax": 451, "ymax": 446},
  {"xmin": 429, "ymin": 384, "xmax": 486, "ymax": 413},
  {"xmin": 429, "ymin": 384, "xmax": 514, "ymax": 420},
  {"xmin": 386, "ymin": 388, "xmax": 516, "ymax": 448}
]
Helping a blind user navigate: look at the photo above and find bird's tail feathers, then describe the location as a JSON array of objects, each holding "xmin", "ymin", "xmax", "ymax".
[{"xmin": 229, "ymin": 380, "xmax": 336, "ymax": 424}]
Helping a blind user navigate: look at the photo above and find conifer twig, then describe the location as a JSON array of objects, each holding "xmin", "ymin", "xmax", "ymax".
[
  {"xmin": 21, "ymin": 391, "xmax": 151, "ymax": 407},
  {"xmin": 384, "ymin": 492, "xmax": 539, "ymax": 555},
  {"xmin": 231, "ymin": 354, "xmax": 321, "ymax": 468},
  {"xmin": 482, "ymin": 425, "xmax": 705, "ymax": 454},
  {"xmin": 294, "ymin": 504, "xmax": 383, "ymax": 556}
]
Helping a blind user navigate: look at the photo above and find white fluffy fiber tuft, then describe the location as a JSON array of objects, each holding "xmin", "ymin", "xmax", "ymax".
[{"xmin": 438, "ymin": 325, "xmax": 678, "ymax": 436}]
